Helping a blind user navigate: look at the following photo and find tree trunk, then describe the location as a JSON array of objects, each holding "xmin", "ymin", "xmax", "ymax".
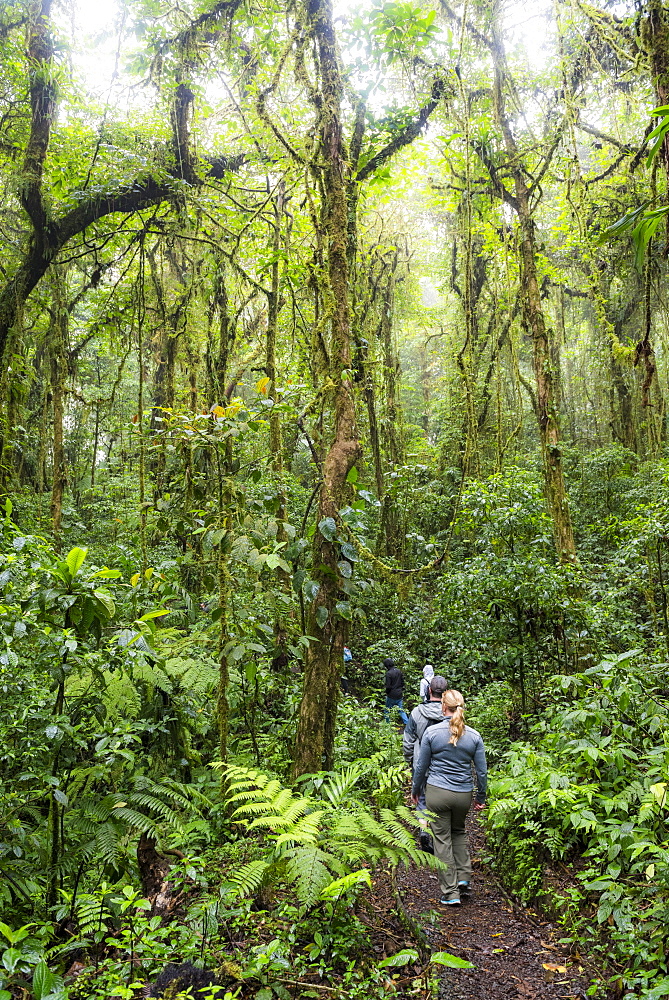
[
  {"xmin": 0, "ymin": 2, "xmax": 242, "ymax": 367},
  {"xmin": 379, "ymin": 265, "xmax": 404, "ymax": 468},
  {"xmin": 490, "ymin": 26, "xmax": 577, "ymax": 563},
  {"xmin": 363, "ymin": 353, "xmax": 384, "ymax": 499},
  {"xmin": 292, "ymin": 0, "xmax": 362, "ymax": 778},
  {"xmin": 267, "ymin": 181, "xmax": 285, "ymax": 468},
  {"xmin": 50, "ymin": 276, "xmax": 68, "ymax": 547}
]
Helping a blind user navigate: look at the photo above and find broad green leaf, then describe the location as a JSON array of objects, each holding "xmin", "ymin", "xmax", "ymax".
[
  {"xmin": 378, "ymin": 948, "xmax": 419, "ymax": 968},
  {"xmin": 430, "ymin": 951, "xmax": 475, "ymax": 968},
  {"xmin": 65, "ymin": 547, "xmax": 88, "ymax": 579},
  {"xmin": 33, "ymin": 961, "xmax": 56, "ymax": 1000},
  {"xmin": 93, "ymin": 588, "xmax": 115, "ymax": 618},
  {"xmin": 137, "ymin": 609, "xmax": 170, "ymax": 622},
  {"xmin": 318, "ymin": 517, "xmax": 337, "ymax": 541},
  {"xmin": 0, "ymin": 924, "xmax": 31, "ymax": 946},
  {"xmin": 209, "ymin": 527, "xmax": 227, "ymax": 546},
  {"xmin": 303, "ymin": 579, "xmax": 320, "ymax": 602},
  {"xmin": 2, "ymin": 948, "xmax": 21, "ymax": 974},
  {"xmin": 339, "ymin": 542, "xmax": 359, "ymax": 562},
  {"xmin": 320, "ymin": 869, "xmax": 371, "ymax": 898}
]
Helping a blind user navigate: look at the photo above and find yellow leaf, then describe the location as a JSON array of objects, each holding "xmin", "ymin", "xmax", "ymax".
[
  {"xmin": 144, "ymin": 567, "xmax": 154, "ymax": 580},
  {"xmin": 650, "ymin": 782, "xmax": 667, "ymax": 807},
  {"xmin": 646, "ymin": 863, "xmax": 655, "ymax": 879},
  {"xmin": 130, "ymin": 573, "xmax": 140, "ymax": 587},
  {"xmin": 256, "ymin": 376, "xmax": 270, "ymax": 395},
  {"xmin": 211, "ymin": 404, "xmax": 225, "ymax": 418}
]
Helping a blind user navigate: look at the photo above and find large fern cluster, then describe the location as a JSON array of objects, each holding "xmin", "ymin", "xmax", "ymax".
[
  {"xmin": 216, "ymin": 763, "xmax": 440, "ymax": 908},
  {"xmin": 69, "ymin": 654, "xmax": 218, "ymax": 723}
]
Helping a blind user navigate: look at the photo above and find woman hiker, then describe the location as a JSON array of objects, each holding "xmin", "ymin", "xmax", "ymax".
[{"xmin": 410, "ymin": 688, "xmax": 487, "ymax": 906}]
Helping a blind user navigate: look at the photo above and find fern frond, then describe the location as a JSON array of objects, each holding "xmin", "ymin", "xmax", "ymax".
[
  {"xmin": 126, "ymin": 795, "xmax": 186, "ymax": 835},
  {"xmin": 228, "ymin": 859, "xmax": 270, "ymax": 898},
  {"xmin": 111, "ymin": 807, "xmax": 159, "ymax": 835},
  {"xmin": 225, "ymin": 765, "xmax": 272, "ymax": 791},
  {"xmin": 95, "ymin": 822, "xmax": 123, "ymax": 867},
  {"xmin": 284, "ymin": 846, "xmax": 333, "ymax": 906},
  {"xmin": 86, "ymin": 794, "xmax": 118, "ymax": 822},
  {"xmin": 319, "ymin": 763, "xmax": 366, "ymax": 807},
  {"xmin": 272, "ymin": 811, "xmax": 324, "ymax": 846},
  {"xmin": 102, "ymin": 670, "xmax": 142, "ymax": 720},
  {"xmin": 246, "ymin": 798, "xmax": 313, "ymax": 831}
]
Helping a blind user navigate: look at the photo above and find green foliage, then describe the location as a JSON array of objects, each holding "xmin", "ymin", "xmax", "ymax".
[
  {"xmin": 216, "ymin": 763, "xmax": 442, "ymax": 908},
  {"xmin": 466, "ymin": 681, "xmax": 515, "ymax": 766},
  {"xmin": 485, "ymin": 652, "xmax": 669, "ymax": 996},
  {"xmin": 601, "ymin": 105, "xmax": 669, "ymax": 267}
]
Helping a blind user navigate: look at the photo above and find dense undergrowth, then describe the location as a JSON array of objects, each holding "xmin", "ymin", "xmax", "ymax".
[
  {"xmin": 482, "ymin": 656, "xmax": 669, "ymax": 1000},
  {"xmin": 2, "ymin": 449, "xmax": 669, "ymax": 1000}
]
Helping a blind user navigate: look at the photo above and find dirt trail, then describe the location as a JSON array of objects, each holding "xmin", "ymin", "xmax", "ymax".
[{"xmin": 398, "ymin": 816, "xmax": 595, "ymax": 1000}]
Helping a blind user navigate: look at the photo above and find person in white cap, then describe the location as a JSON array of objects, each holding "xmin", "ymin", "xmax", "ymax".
[{"xmin": 419, "ymin": 664, "xmax": 435, "ymax": 703}]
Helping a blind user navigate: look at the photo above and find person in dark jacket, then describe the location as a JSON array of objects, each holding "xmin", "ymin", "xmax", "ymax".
[
  {"xmin": 411, "ymin": 688, "xmax": 487, "ymax": 906},
  {"xmin": 383, "ymin": 657, "xmax": 408, "ymax": 724}
]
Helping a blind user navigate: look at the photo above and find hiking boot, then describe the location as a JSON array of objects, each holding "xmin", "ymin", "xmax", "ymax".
[
  {"xmin": 440, "ymin": 897, "xmax": 461, "ymax": 906},
  {"xmin": 419, "ymin": 832, "xmax": 434, "ymax": 854},
  {"xmin": 458, "ymin": 880, "xmax": 471, "ymax": 894}
]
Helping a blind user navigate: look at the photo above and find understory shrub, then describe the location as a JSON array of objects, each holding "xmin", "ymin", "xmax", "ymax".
[{"xmin": 485, "ymin": 651, "xmax": 669, "ymax": 998}]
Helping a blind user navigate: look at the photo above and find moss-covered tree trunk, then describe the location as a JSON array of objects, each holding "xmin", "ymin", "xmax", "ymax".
[
  {"xmin": 292, "ymin": 0, "xmax": 362, "ymax": 779},
  {"xmin": 49, "ymin": 274, "xmax": 68, "ymax": 548},
  {"xmin": 490, "ymin": 26, "xmax": 577, "ymax": 563},
  {"xmin": 379, "ymin": 264, "xmax": 404, "ymax": 469},
  {"xmin": 0, "ymin": 2, "xmax": 242, "ymax": 368},
  {"xmin": 211, "ymin": 272, "xmax": 236, "ymax": 769}
]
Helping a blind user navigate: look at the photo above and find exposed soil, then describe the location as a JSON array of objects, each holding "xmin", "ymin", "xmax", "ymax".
[{"xmin": 391, "ymin": 814, "xmax": 599, "ymax": 1000}]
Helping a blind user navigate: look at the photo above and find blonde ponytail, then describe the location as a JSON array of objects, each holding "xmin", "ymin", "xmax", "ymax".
[{"xmin": 442, "ymin": 689, "xmax": 466, "ymax": 745}]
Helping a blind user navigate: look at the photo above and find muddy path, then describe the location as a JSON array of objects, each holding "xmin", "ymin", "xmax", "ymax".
[{"xmin": 396, "ymin": 815, "xmax": 601, "ymax": 1000}]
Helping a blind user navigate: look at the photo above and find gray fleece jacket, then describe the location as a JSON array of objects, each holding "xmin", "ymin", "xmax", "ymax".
[
  {"xmin": 402, "ymin": 701, "xmax": 445, "ymax": 768},
  {"xmin": 411, "ymin": 719, "xmax": 488, "ymax": 804}
]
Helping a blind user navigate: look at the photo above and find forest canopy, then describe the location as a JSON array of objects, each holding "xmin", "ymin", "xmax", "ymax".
[{"xmin": 1, "ymin": 0, "xmax": 669, "ymax": 998}]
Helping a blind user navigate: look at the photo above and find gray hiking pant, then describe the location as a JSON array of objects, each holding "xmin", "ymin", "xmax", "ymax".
[{"xmin": 425, "ymin": 784, "xmax": 473, "ymax": 900}]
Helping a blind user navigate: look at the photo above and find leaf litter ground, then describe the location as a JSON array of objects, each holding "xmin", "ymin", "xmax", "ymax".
[{"xmin": 369, "ymin": 812, "xmax": 602, "ymax": 1000}]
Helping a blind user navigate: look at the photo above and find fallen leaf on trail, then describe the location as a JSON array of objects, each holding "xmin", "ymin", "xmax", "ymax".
[
  {"xmin": 543, "ymin": 962, "xmax": 568, "ymax": 983},
  {"xmin": 540, "ymin": 939, "xmax": 557, "ymax": 950}
]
